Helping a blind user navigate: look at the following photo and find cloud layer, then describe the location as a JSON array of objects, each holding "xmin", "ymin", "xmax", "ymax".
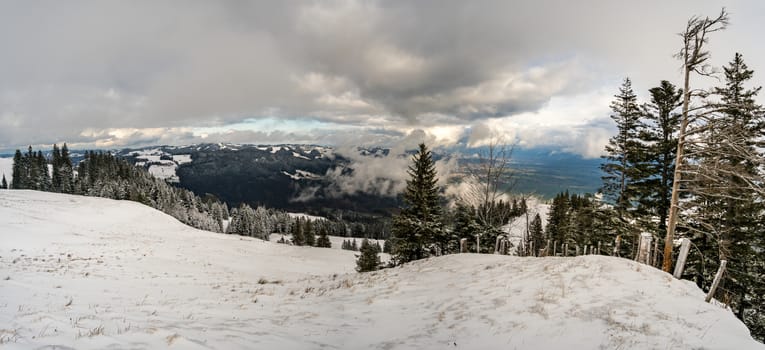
[{"xmin": 1, "ymin": 1, "xmax": 763, "ymax": 156}]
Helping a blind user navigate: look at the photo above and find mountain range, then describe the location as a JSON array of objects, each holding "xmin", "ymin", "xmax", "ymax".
[{"xmin": 1, "ymin": 143, "xmax": 604, "ymax": 216}]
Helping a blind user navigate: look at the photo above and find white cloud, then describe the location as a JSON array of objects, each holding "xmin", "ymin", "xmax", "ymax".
[
  {"xmin": 465, "ymin": 89, "xmax": 615, "ymax": 158},
  {"xmin": 1, "ymin": 1, "xmax": 763, "ymax": 156}
]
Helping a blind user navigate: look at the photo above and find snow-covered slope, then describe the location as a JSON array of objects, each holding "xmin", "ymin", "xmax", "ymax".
[
  {"xmin": 1, "ymin": 191, "xmax": 762, "ymax": 349},
  {"xmin": 127, "ymin": 149, "xmax": 192, "ymax": 183},
  {"xmin": 0, "ymin": 157, "xmax": 12, "ymax": 184},
  {"xmin": 503, "ymin": 197, "xmax": 550, "ymax": 254}
]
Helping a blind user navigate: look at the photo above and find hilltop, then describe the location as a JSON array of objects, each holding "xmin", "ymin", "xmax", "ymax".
[{"xmin": 0, "ymin": 190, "xmax": 761, "ymax": 349}]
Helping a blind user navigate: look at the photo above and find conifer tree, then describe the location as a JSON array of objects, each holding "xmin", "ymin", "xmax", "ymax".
[
  {"xmin": 25, "ymin": 147, "xmax": 39, "ymax": 190},
  {"xmin": 601, "ymin": 78, "xmax": 641, "ymax": 211},
  {"xmin": 51, "ymin": 144, "xmax": 62, "ymax": 192},
  {"xmin": 316, "ymin": 226, "xmax": 332, "ymax": 248},
  {"xmin": 683, "ymin": 53, "xmax": 764, "ymax": 338},
  {"xmin": 36, "ymin": 151, "xmax": 51, "ymax": 191},
  {"xmin": 382, "ymin": 239, "xmax": 392, "ymax": 254},
  {"xmin": 291, "ymin": 218, "xmax": 305, "ymax": 246},
  {"xmin": 546, "ymin": 191, "xmax": 618, "ymax": 257},
  {"xmin": 632, "ymin": 81, "xmax": 682, "ymax": 238},
  {"xmin": 452, "ymin": 203, "xmax": 481, "ymax": 252},
  {"xmin": 11, "ymin": 149, "xmax": 23, "ymax": 189},
  {"xmin": 519, "ymin": 198, "xmax": 528, "ymax": 216},
  {"xmin": 1, "ymin": 174, "xmax": 7, "ymax": 189},
  {"xmin": 600, "ymin": 78, "xmax": 642, "ymax": 257},
  {"xmin": 545, "ymin": 192, "xmax": 570, "ymax": 247},
  {"xmin": 391, "ymin": 143, "xmax": 445, "ymax": 264},
  {"xmin": 304, "ymin": 219, "xmax": 315, "ymax": 246},
  {"xmin": 60, "ymin": 143, "xmax": 74, "ymax": 193},
  {"xmin": 529, "ymin": 213, "xmax": 544, "ymax": 256},
  {"xmin": 356, "ymin": 238, "xmax": 381, "ymax": 272}
]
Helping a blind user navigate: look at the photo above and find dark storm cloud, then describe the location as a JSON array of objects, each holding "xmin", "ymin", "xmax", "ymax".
[{"xmin": 0, "ymin": 0, "xmax": 762, "ymax": 153}]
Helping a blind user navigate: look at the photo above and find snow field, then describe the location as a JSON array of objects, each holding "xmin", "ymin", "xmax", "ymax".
[
  {"xmin": 0, "ymin": 190, "xmax": 762, "ymax": 349},
  {"xmin": 0, "ymin": 157, "xmax": 12, "ymax": 185}
]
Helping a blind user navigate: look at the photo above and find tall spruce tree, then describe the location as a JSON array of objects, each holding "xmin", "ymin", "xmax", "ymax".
[
  {"xmin": 634, "ymin": 81, "xmax": 682, "ymax": 233},
  {"xmin": 391, "ymin": 143, "xmax": 445, "ymax": 264},
  {"xmin": 529, "ymin": 213, "xmax": 544, "ymax": 256},
  {"xmin": 545, "ymin": 191, "xmax": 570, "ymax": 249},
  {"xmin": 684, "ymin": 53, "xmax": 764, "ymax": 339},
  {"xmin": 26, "ymin": 147, "xmax": 39, "ymax": 190},
  {"xmin": 601, "ymin": 78, "xmax": 641, "ymax": 211},
  {"xmin": 291, "ymin": 217, "xmax": 305, "ymax": 246},
  {"xmin": 11, "ymin": 149, "xmax": 23, "ymax": 189},
  {"xmin": 304, "ymin": 219, "xmax": 315, "ymax": 246},
  {"xmin": 51, "ymin": 144, "xmax": 62, "ymax": 192},
  {"xmin": 36, "ymin": 151, "xmax": 51, "ymax": 191},
  {"xmin": 60, "ymin": 143, "xmax": 74, "ymax": 193},
  {"xmin": 600, "ymin": 78, "xmax": 642, "ymax": 256}
]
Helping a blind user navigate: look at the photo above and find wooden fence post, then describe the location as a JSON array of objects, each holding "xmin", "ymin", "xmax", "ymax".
[
  {"xmin": 673, "ymin": 238, "xmax": 691, "ymax": 279},
  {"xmin": 460, "ymin": 238, "xmax": 468, "ymax": 253},
  {"xmin": 636, "ymin": 233, "xmax": 652, "ymax": 264},
  {"xmin": 705, "ymin": 260, "xmax": 727, "ymax": 303},
  {"xmin": 597, "ymin": 241, "xmax": 602, "ymax": 255},
  {"xmin": 553, "ymin": 241, "xmax": 558, "ymax": 256},
  {"xmin": 613, "ymin": 236, "xmax": 621, "ymax": 257}
]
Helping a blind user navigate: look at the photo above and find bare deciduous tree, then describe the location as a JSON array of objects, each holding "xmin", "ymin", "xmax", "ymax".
[
  {"xmin": 456, "ymin": 137, "xmax": 517, "ymax": 252},
  {"xmin": 663, "ymin": 8, "xmax": 729, "ymax": 272}
]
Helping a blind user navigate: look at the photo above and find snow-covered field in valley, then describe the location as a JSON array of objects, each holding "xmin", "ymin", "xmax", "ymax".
[
  {"xmin": 0, "ymin": 157, "xmax": 12, "ymax": 184},
  {"xmin": 1, "ymin": 190, "xmax": 762, "ymax": 349}
]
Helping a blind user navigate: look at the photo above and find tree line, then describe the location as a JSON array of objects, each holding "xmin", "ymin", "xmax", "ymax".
[
  {"xmin": 6, "ymin": 144, "xmax": 396, "ymax": 249},
  {"xmin": 387, "ymin": 143, "xmax": 528, "ymax": 265},
  {"xmin": 9, "ymin": 145, "xmax": 231, "ymax": 233},
  {"xmin": 384, "ymin": 9, "xmax": 764, "ymax": 341},
  {"xmin": 558, "ymin": 9, "xmax": 763, "ymax": 340}
]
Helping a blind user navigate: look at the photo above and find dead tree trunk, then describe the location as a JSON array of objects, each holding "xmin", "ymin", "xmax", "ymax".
[{"xmin": 663, "ymin": 9, "xmax": 729, "ymax": 273}]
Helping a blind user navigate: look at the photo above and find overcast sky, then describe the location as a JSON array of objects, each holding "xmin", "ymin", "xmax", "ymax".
[{"xmin": 1, "ymin": 0, "xmax": 762, "ymax": 157}]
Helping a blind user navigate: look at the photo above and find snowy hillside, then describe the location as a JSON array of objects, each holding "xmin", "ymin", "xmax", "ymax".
[
  {"xmin": 503, "ymin": 197, "xmax": 550, "ymax": 253},
  {"xmin": 0, "ymin": 157, "xmax": 12, "ymax": 184},
  {"xmin": 1, "ymin": 191, "xmax": 762, "ymax": 349},
  {"xmin": 127, "ymin": 148, "xmax": 194, "ymax": 183},
  {"xmin": 119, "ymin": 143, "xmax": 336, "ymax": 185}
]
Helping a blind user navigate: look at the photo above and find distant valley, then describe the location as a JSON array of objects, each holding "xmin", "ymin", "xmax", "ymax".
[
  {"xmin": 1, "ymin": 143, "xmax": 603, "ymax": 216},
  {"xmin": 116, "ymin": 144, "xmax": 602, "ymax": 214}
]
